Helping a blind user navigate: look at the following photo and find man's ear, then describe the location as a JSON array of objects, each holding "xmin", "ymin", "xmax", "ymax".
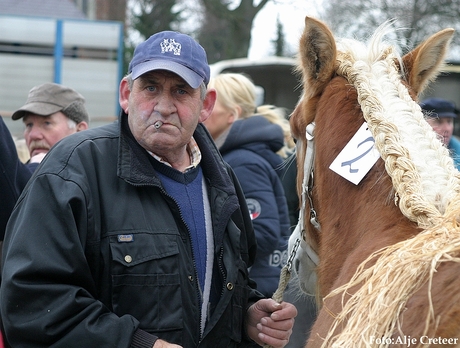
[
  {"xmin": 199, "ymin": 88, "xmax": 217, "ymax": 123},
  {"xmin": 76, "ymin": 121, "xmax": 89, "ymax": 132},
  {"xmin": 119, "ymin": 78, "xmax": 131, "ymax": 113}
]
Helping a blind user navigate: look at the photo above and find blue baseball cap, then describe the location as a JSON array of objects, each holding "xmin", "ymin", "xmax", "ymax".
[
  {"xmin": 128, "ymin": 31, "xmax": 210, "ymax": 88},
  {"xmin": 420, "ymin": 98, "xmax": 458, "ymax": 118}
]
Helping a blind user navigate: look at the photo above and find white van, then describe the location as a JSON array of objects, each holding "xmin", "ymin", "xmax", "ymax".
[{"xmin": 210, "ymin": 56, "xmax": 301, "ymax": 113}]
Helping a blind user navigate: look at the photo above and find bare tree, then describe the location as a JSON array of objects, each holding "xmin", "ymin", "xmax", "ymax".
[
  {"xmin": 197, "ymin": 0, "xmax": 271, "ymax": 63},
  {"xmin": 320, "ymin": 0, "xmax": 460, "ymax": 59},
  {"xmin": 130, "ymin": 0, "xmax": 182, "ymax": 39},
  {"xmin": 126, "ymin": 0, "xmax": 302, "ymax": 64}
]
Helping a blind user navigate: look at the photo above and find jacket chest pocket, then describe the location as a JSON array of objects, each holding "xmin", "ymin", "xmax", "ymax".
[{"xmin": 109, "ymin": 232, "xmax": 183, "ymax": 332}]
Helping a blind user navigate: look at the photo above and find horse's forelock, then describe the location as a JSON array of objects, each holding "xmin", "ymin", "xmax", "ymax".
[{"xmin": 336, "ymin": 20, "xmax": 402, "ymax": 65}]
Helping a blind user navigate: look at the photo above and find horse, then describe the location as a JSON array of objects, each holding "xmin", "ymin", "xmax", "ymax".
[{"xmin": 288, "ymin": 16, "xmax": 460, "ymax": 347}]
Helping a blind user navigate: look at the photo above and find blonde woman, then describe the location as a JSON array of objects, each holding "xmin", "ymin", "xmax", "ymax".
[{"xmin": 204, "ymin": 72, "xmax": 291, "ymax": 298}]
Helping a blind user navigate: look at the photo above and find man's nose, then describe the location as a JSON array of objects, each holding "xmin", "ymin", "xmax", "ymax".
[
  {"xmin": 154, "ymin": 93, "xmax": 176, "ymax": 114},
  {"xmin": 26, "ymin": 126, "xmax": 44, "ymax": 140}
]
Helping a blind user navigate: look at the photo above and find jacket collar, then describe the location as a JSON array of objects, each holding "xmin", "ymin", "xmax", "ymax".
[{"xmin": 116, "ymin": 111, "xmax": 236, "ymax": 194}]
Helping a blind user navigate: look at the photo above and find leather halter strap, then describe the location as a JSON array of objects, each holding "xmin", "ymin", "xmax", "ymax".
[
  {"xmin": 301, "ymin": 123, "xmax": 321, "ymax": 231},
  {"xmin": 298, "ymin": 122, "xmax": 320, "ymax": 266}
]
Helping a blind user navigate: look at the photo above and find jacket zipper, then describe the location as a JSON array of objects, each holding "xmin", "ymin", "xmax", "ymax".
[{"xmin": 165, "ymin": 191, "xmax": 203, "ymax": 342}]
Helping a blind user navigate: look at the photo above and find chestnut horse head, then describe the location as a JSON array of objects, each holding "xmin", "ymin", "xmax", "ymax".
[{"xmin": 289, "ymin": 17, "xmax": 460, "ymax": 347}]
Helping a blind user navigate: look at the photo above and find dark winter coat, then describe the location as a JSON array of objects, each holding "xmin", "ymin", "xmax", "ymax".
[
  {"xmin": 1, "ymin": 113, "xmax": 264, "ymax": 348},
  {"xmin": 219, "ymin": 115, "xmax": 291, "ymax": 297},
  {"xmin": 0, "ymin": 117, "xmax": 36, "ymax": 240}
]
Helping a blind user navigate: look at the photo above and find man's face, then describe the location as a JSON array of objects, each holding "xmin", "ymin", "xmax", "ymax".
[
  {"xmin": 119, "ymin": 70, "xmax": 215, "ymax": 162},
  {"xmin": 23, "ymin": 112, "xmax": 76, "ymax": 157},
  {"xmin": 426, "ymin": 117, "xmax": 454, "ymax": 146}
]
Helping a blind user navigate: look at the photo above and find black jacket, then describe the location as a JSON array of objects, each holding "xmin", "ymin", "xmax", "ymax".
[
  {"xmin": 1, "ymin": 114, "xmax": 263, "ymax": 348},
  {"xmin": 0, "ymin": 117, "xmax": 36, "ymax": 240}
]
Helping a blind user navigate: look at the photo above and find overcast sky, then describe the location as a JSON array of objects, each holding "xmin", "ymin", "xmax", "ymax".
[{"xmin": 248, "ymin": 0, "xmax": 323, "ymax": 59}]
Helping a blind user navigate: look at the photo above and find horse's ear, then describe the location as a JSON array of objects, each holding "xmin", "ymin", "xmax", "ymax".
[
  {"xmin": 403, "ymin": 28, "xmax": 455, "ymax": 96},
  {"xmin": 296, "ymin": 17, "xmax": 337, "ymax": 98}
]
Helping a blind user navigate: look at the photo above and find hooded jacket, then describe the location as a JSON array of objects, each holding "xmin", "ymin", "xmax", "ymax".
[
  {"xmin": 1, "ymin": 113, "xmax": 263, "ymax": 348},
  {"xmin": 219, "ymin": 115, "xmax": 290, "ymax": 297}
]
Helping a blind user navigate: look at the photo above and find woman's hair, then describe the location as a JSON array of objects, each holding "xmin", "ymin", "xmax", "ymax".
[
  {"xmin": 208, "ymin": 73, "xmax": 257, "ymax": 119},
  {"xmin": 256, "ymin": 104, "xmax": 295, "ymax": 157}
]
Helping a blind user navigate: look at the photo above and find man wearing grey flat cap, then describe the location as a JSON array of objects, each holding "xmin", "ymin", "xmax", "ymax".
[
  {"xmin": 0, "ymin": 83, "xmax": 89, "ymax": 249},
  {"xmin": 12, "ymin": 82, "xmax": 89, "ymax": 163},
  {"xmin": 1, "ymin": 31, "xmax": 296, "ymax": 348},
  {"xmin": 0, "ymin": 83, "xmax": 89, "ymax": 345}
]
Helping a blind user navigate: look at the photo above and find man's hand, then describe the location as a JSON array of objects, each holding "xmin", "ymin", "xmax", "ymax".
[
  {"xmin": 246, "ymin": 299, "xmax": 297, "ymax": 348},
  {"xmin": 152, "ymin": 339, "xmax": 182, "ymax": 348}
]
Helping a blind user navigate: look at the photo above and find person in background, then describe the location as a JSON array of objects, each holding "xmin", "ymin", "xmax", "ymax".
[
  {"xmin": 12, "ymin": 82, "xmax": 90, "ymax": 165},
  {"xmin": 255, "ymin": 104, "xmax": 295, "ymax": 159},
  {"xmin": 204, "ymin": 73, "xmax": 317, "ymax": 347},
  {"xmin": 204, "ymin": 72, "xmax": 291, "ymax": 298},
  {"xmin": 1, "ymin": 31, "xmax": 296, "ymax": 348},
  {"xmin": 253, "ymin": 104, "xmax": 298, "ymax": 226},
  {"xmin": 251, "ymin": 96, "xmax": 318, "ymax": 348},
  {"xmin": 0, "ymin": 83, "xmax": 89, "ymax": 348},
  {"xmin": 420, "ymin": 97, "xmax": 460, "ymax": 170},
  {"xmin": 0, "ymin": 83, "xmax": 89, "ymax": 242}
]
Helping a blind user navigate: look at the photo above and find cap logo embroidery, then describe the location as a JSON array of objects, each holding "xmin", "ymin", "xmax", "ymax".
[{"xmin": 160, "ymin": 38, "xmax": 181, "ymax": 55}]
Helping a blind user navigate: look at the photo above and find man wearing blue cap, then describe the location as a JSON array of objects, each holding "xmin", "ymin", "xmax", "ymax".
[
  {"xmin": 1, "ymin": 31, "xmax": 296, "ymax": 348},
  {"xmin": 421, "ymin": 97, "xmax": 460, "ymax": 170}
]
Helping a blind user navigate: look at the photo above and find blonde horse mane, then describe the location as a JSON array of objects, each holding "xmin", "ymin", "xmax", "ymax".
[{"xmin": 319, "ymin": 23, "xmax": 460, "ymax": 347}]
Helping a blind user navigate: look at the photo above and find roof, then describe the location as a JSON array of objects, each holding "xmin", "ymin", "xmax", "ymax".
[
  {"xmin": 210, "ymin": 56, "xmax": 296, "ymax": 76},
  {"xmin": 0, "ymin": 0, "xmax": 86, "ymax": 19}
]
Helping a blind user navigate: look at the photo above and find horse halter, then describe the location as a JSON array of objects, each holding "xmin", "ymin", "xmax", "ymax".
[
  {"xmin": 290, "ymin": 122, "xmax": 320, "ymax": 271},
  {"xmin": 302, "ymin": 122, "xmax": 321, "ymax": 232},
  {"xmin": 267, "ymin": 122, "xmax": 321, "ymax": 315}
]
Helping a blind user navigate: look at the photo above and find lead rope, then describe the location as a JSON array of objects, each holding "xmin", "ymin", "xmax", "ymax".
[
  {"xmin": 263, "ymin": 123, "xmax": 317, "ymax": 348},
  {"xmin": 262, "ymin": 240, "xmax": 299, "ymax": 348}
]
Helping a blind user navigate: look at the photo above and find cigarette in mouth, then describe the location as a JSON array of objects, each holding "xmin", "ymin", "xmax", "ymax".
[{"xmin": 154, "ymin": 121, "xmax": 163, "ymax": 129}]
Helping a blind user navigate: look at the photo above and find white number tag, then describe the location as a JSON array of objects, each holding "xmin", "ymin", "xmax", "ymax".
[{"xmin": 329, "ymin": 122, "xmax": 380, "ymax": 185}]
